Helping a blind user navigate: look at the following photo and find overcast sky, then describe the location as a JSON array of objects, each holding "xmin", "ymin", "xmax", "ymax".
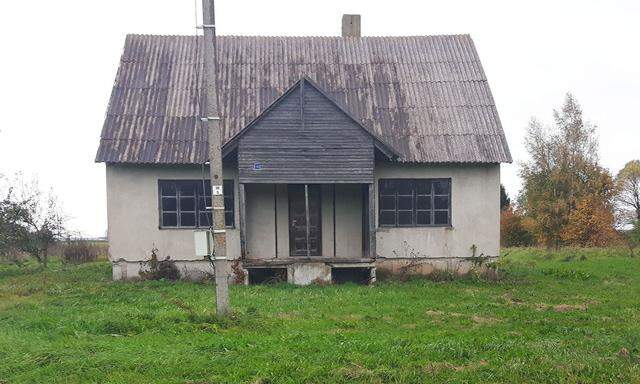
[{"xmin": 0, "ymin": 0, "xmax": 638, "ymax": 237}]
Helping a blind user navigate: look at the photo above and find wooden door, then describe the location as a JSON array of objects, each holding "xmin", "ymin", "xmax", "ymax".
[{"xmin": 288, "ymin": 185, "xmax": 322, "ymax": 256}]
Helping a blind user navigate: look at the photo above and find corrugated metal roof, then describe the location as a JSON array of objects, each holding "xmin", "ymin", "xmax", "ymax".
[{"xmin": 95, "ymin": 34, "xmax": 511, "ymax": 164}]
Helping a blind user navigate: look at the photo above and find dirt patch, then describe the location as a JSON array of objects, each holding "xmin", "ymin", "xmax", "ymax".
[
  {"xmin": 336, "ymin": 363, "xmax": 375, "ymax": 380},
  {"xmin": 471, "ymin": 315, "xmax": 499, "ymax": 325},
  {"xmin": 502, "ymin": 293, "xmax": 526, "ymax": 305},
  {"xmin": 618, "ymin": 348, "xmax": 630, "ymax": 358},
  {"xmin": 552, "ymin": 304, "xmax": 588, "ymax": 312},
  {"xmin": 276, "ymin": 312, "xmax": 296, "ymax": 320},
  {"xmin": 426, "ymin": 360, "xmax": 489, "ymax": 374},
  {"xmin": 425, "ymin": 310, "xmax": 444, "ymax": 316},
  {"xmin": 401, "ymin": 323, "xmax": 417, "ymax": 329}
]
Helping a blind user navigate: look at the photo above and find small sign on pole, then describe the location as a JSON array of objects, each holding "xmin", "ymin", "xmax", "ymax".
[{"xmin": 212, "ymin": 185, "xmax": 223, "ymax": 196}]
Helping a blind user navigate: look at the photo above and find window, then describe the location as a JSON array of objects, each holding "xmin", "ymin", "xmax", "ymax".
[
  {"xmin": 378, "ymin": 179, "xmax": 451, "ymax": 227},
  {"xmin": 159, "ymin": 180, "xmax": 234, "ymax": 228}
]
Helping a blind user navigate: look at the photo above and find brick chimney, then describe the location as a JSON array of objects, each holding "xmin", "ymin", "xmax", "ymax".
[{"xmin": 341, "ymin": 14, "xmax": 361, "ymax": 37}]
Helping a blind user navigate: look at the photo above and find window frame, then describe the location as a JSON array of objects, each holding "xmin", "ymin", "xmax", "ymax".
[
  {"xmin": 158, "ymin": 179, "xmax": 235, "ymax": 229},
  {"xmin": 378, "ymin": 178, "xmax": 452, "ymax": 228}
]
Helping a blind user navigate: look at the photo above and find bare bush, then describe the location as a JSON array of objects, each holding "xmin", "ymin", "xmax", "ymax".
[{"xmin": 140, "ymin": 247, "xmax": 181, "ymax": 281}]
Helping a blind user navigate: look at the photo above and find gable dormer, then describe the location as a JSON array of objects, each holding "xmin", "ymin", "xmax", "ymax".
[{"xmin": 225, "ymin": 77, "xmax": 397, "ymax": 184}]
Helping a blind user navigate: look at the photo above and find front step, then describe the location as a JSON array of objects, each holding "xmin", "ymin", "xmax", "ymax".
[{"xmin": 243, "ymin": 260, "xmax": 376, "ymax": 285}]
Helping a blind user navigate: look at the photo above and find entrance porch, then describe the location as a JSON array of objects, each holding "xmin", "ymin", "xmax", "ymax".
[{"xmin": 238, "ymin": 183, "xmax": 376, "ymax": 284}]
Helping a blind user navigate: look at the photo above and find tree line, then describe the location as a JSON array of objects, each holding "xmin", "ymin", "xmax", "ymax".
[{"xmin": 501, "ymin": 94, "xmax": 640, "ymax": 254}]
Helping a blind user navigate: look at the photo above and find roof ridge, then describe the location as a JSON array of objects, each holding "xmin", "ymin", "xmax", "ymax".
[{"xmin": 125, "ymin": 33, "xmax": 473, "ymax": 39}]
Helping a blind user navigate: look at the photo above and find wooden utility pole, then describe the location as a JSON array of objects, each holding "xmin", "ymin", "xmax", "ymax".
[{"xmin": 202, "ymin": 0, "xmax": 229, "ymax": 317}]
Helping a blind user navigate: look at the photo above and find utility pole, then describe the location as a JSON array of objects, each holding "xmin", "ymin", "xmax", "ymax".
[{"xmin": 202, "ymin": 0, "xmax": 230, "ymax": 317}]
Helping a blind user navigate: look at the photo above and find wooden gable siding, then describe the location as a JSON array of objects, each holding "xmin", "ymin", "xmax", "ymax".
[{"xmin": 238, "ymin": 81, "xmax": 374, "ymax": 183}]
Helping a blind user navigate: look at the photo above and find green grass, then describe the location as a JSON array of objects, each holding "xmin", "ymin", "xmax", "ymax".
[{"xmin": 1, "ymin": 248, "xmax": 639, "ymax": 383}]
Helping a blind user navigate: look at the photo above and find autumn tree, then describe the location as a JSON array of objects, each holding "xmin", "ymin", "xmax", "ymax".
[
  {"xmin": 519, "ymin": 93, "xmax": 615, "ymax": 250},
  {"xmin": 562, "ymin": 194, "xmax": 618, "ymax": 247},
  {"xmin": 615, "ymin": 160, "xmax": 640, "ymax": 224},
  {"xmin": 501, "ymin": 207, "xmax": 535, "ymax": 247}
]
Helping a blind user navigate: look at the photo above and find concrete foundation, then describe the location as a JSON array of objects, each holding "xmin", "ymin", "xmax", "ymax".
[{"xmin": 111, "ymin": 256, "xmax": 495, "ymax": 285}]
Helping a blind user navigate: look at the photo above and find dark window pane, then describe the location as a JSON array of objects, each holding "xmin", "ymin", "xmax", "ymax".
[
  {"xmin": 377, "ymin": 178, "xmax": 450, "ymax": 227},
  {"xmin": 416, "ymin": 210, "xmax": 431, "ymax": 225},
  {"xmin": 180, "ymin": 212, "xmax": 196, "ymax": 227},
  {"xmin": 416, "ymin": 195, "xmax": 431, "ymax": 210},
  {"xmin": 398, "ymin": 196, "xmax": 413, "ymax": 210},
  {"xmin": 380, "ymin": 196, "xmax": 395, "ymax": 210},
  {"xmin": 160, "ymin": 182, "xmax": 176, "ymax": 197},
  {"xmin": 223, "ymin": 180, "xmax": 234, "ymax": 197},
  {"xmin": 415, "ymin": 180, "xmax": 431, "ymax": 195},
  {"xmin": 162, "ymin": 213, "xmax": 177, "ymax": 226},
  {"xmin": 434, "ymin": 180, "xmax": 449, "ymax": 195},
  {"xmin": 160, "ymin": 179, "xmax": 234, "ymax": 228},
  {"xmin": 198, "ymin": 197, "xmax": 211, "ymax": 211},
  {"xmin": 397, "ymin": 180, "xmax": 413, "ymax": 195},
  {"xmin": 180, "ymin": 197, "xmax": 196, "ymax": 212},
  {"xmin": 162, "ymin": 197, "xmax": 177, "ymax": 211},
  {"xmin": 199, "ymin": 212, "xmax": 212, "ymax": 227},
  {"xmin": 434, "ymin": 196, "xmax": 449, "ymax": 210},
  {"xmin": 179, "ymin": 183, "xmax": 196, "ymax": 196},
  {"xmin": 225, "ymin": 212, "xmax": 234, "ymax": 227},
  {"xmin": 434, "ymin": 211, "xmax": 449, "ymax": 225},
  {"xmin": 379, "ymin": 210, "xmax": 396, "ymax": 226},
  {"xmin": 202, "ymin": 180, "xmax": 212, "ymax": 197},
  {"xmin": 398, "ymin": 210, "xmax": 413, "ymax": 225},
  {"xmin": 380, "ymin": 180, "xmax": 396, "ymax": 194}
]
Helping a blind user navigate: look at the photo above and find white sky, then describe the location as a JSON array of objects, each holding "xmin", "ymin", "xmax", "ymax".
[{"xmin": 0, "ymin": 0, "xmax": 638, "ymax": 237}]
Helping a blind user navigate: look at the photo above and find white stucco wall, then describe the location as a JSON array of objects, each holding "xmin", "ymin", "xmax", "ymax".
[
  {"xmin": 106, "ymin": 164, "xmax": 241, "ymax": 262},
  {"xmin": 105, "ymin": 162, "xmax": 500, "ymax": 280},
  {"xmin": 374, "ymin": 162, "xmax": 501, "ymax": 259},
  {"xmin": 107, "ymin": 165, "xmax": 364, "ymax": 264}
]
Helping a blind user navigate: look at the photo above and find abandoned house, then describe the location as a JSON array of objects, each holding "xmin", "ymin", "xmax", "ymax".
[{"xmin": 95, "ymin": 15, "xmax": 511, "ymax": 284}]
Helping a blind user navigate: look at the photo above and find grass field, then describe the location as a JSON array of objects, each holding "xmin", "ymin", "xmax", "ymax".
[{"xmin": 1, "ymin": 248, "xmax": 639, "ymax": 383}]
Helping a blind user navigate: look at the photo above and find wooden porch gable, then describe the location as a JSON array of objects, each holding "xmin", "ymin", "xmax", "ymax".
[{"xmin": 227, "ymin": 77, "xmax": 396, "ymax": 184}]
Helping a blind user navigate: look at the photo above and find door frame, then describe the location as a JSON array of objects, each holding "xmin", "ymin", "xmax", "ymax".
[{"xmin": 287, "ymin": 184, "xmax": 322, "ymax": 257}]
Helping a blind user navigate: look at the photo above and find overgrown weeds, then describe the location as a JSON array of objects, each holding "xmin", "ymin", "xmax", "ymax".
[{"xmin": 139, "ymin": 247, "xmax": 180, "ymax": 281}]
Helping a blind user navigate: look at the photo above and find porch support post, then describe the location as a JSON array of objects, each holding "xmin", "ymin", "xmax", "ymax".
[
  {"xmin": 333, "ymin": 184, "xmax": 336, "ymax": 258},
  {"xmin": 305, "ymin": 184, "xmax": 311, "ymax": 257},
  {"xmin": 239, "ymin": 183, "xmax": 247, "ymax": 258},
  {"xmin": 368, "ymin": 182, "xmax": 376, "ymax": 258}
]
